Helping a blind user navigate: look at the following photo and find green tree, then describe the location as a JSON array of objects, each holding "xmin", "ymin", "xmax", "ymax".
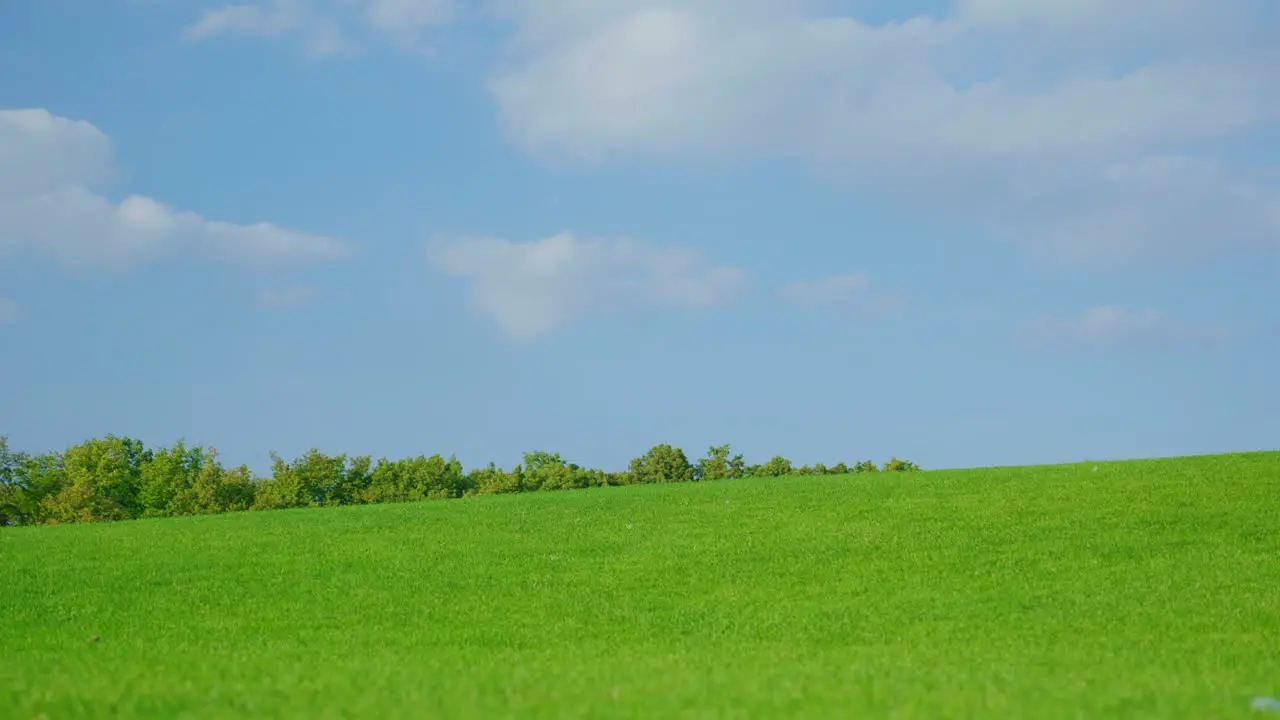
[
  {"xmin": 8, "ymin": 451, "xmax": 65, "ymax": 525},
  {"xmin": 326, "ymin": 454, "xmax": 372, "ymax": 506},
  {"xmin": 629, "ymin": 444, "xmax": 695, "ymax": 484},
  {"xmin": 400, "ymin": 454, "xmax": 466, "ymax": 500},
  {"xmin": 0, "ymin": 434, "xmax": 919, "ymax": 525},
  {"xmin": 0, "ymin": 437, "xmax": 29, "ymax": 526},
  {"xmin": 470, "ymin": 462, "xmax": 523, "ymax": 496},
  {"xmin": 602, "ymin": 470, "xmax": 632, "ymax": 486},
  {"xmin": 756, "ymin": 455, "xmax": 794, "ymax": 477},
  {"xmin": 523, "ymin": 451, "xmax": 594, "ymax": 492},
  {"xmin": 41, "ymin": 436, "xmax": 149, "ymax": 523},
  {"xmin": 163, "ymin": 449, "xmax": 257, "ymax": 515},
  {"xmin": 251, "ymin": 452, "xmax": 308, "ymax": 511},
  {"xmin": 212, "ymin": 463, "xmax": 258, "ymax": 512},
  {"xmin": 695, "ymin": 444, "xmax": 747, "ymax": 482},
  {"xmin": 291, "ymin": 449, "xmax": 357, "ymax": 506},
  {"xmin": 361, "ymin": 458, "xmax": 405, "ymax": 504},
  {"xmin": 139, "ymin": 440, "xmax": 208, "ymax": 517},
  {"xmin": 882, "ymin": 457, "xmax": 921, "ymax": 472}
]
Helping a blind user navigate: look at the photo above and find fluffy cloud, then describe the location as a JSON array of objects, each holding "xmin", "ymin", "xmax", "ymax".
[
  {"xmin": 0, "ymin": 297, "xmax": 16, "ymax": 325},
  {"xmin": 175, "ymin": 1, "xmax": 1280, "ymax": 262},
  {"xmin": 1028, "ymin": 306, "xmax": 1230, "ymax": 346},
  {"xmin": 491, "ymin": 1, "xmax": 1278, "ymax": 161},
  {"xmin": 0, "ymin": 109, "xmax": 344, "ymax": 270},
  {"xmin": 429, "ymin": 232, "xmax": 746, "ymax": 342},
  {"xmin": 485, "ymin": 0, "xmax": 1280, "ymax": 262}
]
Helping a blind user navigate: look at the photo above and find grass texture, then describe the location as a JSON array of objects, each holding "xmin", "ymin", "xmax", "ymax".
[{"xmin": 2, "ymin": 452, "xmax": 1278, "ymax": 718}]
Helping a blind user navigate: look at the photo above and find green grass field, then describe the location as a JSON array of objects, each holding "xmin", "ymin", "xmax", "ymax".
[{"xmin": 3, "ymin": 452, "xmax": 1278, "ymax": 718}]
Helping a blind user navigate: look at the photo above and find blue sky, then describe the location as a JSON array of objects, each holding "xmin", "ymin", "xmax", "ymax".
[{"xmin": 1, "ymin": 0, "xmax": 1278, "ymax": 474}]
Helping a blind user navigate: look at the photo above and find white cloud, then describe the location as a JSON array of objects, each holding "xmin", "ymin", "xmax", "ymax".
[
  {"xmin": 184, "ymin": 0, "xmax": 350, "ymax": 55},
  {"xmin": 168, "ymin": 1, "xmax": 1280, "ymax": 262},
  {"xmin": 1001, "ymin": 155, "xmax": 1280, "ymax": 263},
  {"xmin": 780, "ymin": 272, "xmax": 868, "ymax": 307},
  {"xmin": 365, "ymin": 0, "xmax": 455, "ymax": 31},
  {"xmin": 0, "ymin": 108, "xmax": 344, "ymax": 270},
  {"xmin": 183, "ymin": 0, "xmax": 453, "ymax": 53},
  {"xmin": 1028, "ymin": 306, "xmax": 1230, "ymax": 346},
  {"xmin": 184, "ymin": 3, "xmax": 299, "ymax": 38},
  {"xmin": 0, "ymin": 297, "xmax": 16, "ymax": 325},
  {"xmin": 779, "ymin": 272, "xmax": 906, "ymax": 314},
  {"xmin": 258, "ymin": 284, "xmax": 319, "ymax": 308},
  {"xmin": 955, "ymin": 0, "xmax": 1222, "ymax": 36},
  {"xmin": 0, "ymin": 109, "xmax": 113, "ymax": 196},
  {"xmin": 429, "ymin": 231, "xmax": 746, "ymax": 342},
  {"xmin": 484, "ymin": 0, "xmax": 1280, "ymax": 262}
]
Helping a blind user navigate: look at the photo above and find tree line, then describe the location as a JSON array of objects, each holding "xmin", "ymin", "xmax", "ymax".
[{"xmin": 0, "ymin": 435, "xmax": 920, "ymax": 527}]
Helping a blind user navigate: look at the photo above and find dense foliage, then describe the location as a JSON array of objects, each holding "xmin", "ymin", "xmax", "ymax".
[{"xmin": 0, "ymin": 435, "xmax": 919, "ymax": 526}]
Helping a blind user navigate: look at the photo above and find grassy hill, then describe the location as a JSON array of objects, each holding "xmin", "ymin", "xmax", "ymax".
[{"xmin": 3, "ymin": 452, "xmax": 1278, "ymax": 718}]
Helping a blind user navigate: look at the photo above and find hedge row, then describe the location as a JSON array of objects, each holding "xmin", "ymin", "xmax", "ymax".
[{"xmin": 0, "ymin": 436, "xmax": 919, "ymax": 526}]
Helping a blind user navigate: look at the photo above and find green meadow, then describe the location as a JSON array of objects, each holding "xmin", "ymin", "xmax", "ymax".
[{"xmin": 3, "ymin": 452, "xmax": 1278, "ymax": 718}]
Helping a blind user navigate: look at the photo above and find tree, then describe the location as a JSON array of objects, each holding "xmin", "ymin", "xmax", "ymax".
[
  {"xmin": 252, "ymin": 452, "xmax": 308, "ymax": 511},
  {"xmin": 0, "ymin": 434, "xmax": 920, "ymax": 526},
  {"xmin": 164, "ymin": 449, "xmax": 257, "ymax": 515},
  {"xmin": 882, "ymin": 457, "xmax": 921, "ymax": 472},
  {"xmin": 696, "ymin": 444, "xmax": 747, "ymax": 482},
  {"xmin": 6, "ymin": 451, "xmax": 65, "ymax": 526},
  {"xmin": 523, "ymin": 451, "xmax": 593, "ymax": 492},
  {"xmin": 398, "ymin": 454, "xmax": 466, "ymax": 499},
  {"xmin": 41, "ymin": 436, "xmax": 149, "ymax": 523},
  {"xmin": 469, "ymin": 462, "xmax": 523, "ymax": 496},
  {"xmin": 0, "ymin": 437, "xmax": 29, "ymax": 526},
  {"xmin": 325, "ymin": 454, "xmax": 372, "ymax": 506},
  {"xmin": 139, "ymin": 440, "xmax": 208, "ymax": 517},
  {"xmin": 291, "ymin": 449, "xmax": 359, "ymax": 506},
  {"xmin": 756, "ymin": 455, "xmax": 794, "ymax": 478},
  {"xmin": 210, "ymin": 463, "xmax": 258, "ymax": 512},
  {"xmin": 362, "ymin": 458, "xmax": 406, "ymax": 504},
  {"xmin": 629, "ymin": 444, "xmax": 695, "ymax": 484}
]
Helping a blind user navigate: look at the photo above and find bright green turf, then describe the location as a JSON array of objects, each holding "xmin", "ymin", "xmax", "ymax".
[{"xmin": 3, "ymin": 452, "xmax": 1278, "ymax": 718}]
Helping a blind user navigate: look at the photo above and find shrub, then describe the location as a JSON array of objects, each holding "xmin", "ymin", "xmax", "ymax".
[
  {"xmin": 883, "ymin": 457, "xmax": 921, "ymax": 472},
  {"xmin": 523, "ymin": 451, "xmax": 595, "ymax": 492},
  {"xmin": 756, "ymin": 456, "xmax": 794, "ymax": 478},
  {"xmin": 470, "ymin": 463, "xmax": 522, "ymax": 495},
  {"xmin": 629, "ymin": 444, "xmax": 695, "ymax": 484}
]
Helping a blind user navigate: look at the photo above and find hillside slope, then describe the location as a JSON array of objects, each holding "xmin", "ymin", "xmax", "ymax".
[{"xmin": 3, "ymin": 452, "xmax": 1278, "ymax": 718}]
